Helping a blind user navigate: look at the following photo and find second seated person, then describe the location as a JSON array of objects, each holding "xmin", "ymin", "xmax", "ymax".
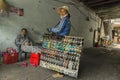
[{"xmin": 15, "ymin": 28, "xmax": 31, "ymax": 62}]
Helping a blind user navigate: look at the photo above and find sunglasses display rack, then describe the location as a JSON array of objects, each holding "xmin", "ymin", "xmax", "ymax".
[{"xmin": 40, "ymin": 34, "xmax": 84, "ymax": 78}]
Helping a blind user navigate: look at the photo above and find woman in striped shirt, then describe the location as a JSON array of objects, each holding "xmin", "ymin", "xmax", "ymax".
[
  {"xmin": 48, "ymin": 6, "xmax": 71, "ymax": 36},
  {"xmin": 48, "ymin": 6, "xmax": 71, "ymax": 78}
]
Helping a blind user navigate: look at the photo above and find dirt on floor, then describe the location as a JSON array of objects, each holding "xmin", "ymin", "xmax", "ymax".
[{"xmin": 0, "ymin": 48, "xmax": 120, "ymax": 80}]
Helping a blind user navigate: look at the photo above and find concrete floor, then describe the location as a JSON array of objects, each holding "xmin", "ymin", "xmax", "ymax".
[{"xmin": 0, "ymin": 48, "xmax": 120, "ymax": 80}]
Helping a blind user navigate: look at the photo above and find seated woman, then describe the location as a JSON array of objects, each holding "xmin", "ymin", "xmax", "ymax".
[{"xmin": 15, "ymin": 28, "xmax": 31, "ymax": 61}]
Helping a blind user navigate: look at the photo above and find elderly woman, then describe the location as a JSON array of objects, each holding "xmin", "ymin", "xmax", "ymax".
[
  {"xmin": 48, "ymin": 6, "xmax": 71, "ymax": 78},
  {"xmin": 15, "ymin": 28, "xmax": 31, "ymax": 62},
  {"xmin": 48, "ymin": 6, "xmax": 71, "ymax": 36}
]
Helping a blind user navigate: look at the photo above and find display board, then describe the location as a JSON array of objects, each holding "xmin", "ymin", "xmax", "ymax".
[{"xmin": 40, "ymin": 34, "xmax": 84, "ymax": 78}]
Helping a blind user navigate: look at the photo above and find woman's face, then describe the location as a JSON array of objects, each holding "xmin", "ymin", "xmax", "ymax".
[
  {"xmin": 21, "ymin": 30, "xmax": 27, "ymax": 35},
  {"xmin": 58, "ymin": 8, "xmax": 68, "ymax": 17}
]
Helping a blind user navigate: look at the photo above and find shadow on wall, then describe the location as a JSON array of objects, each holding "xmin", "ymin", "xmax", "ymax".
[{"xmin": 0, "ymin": 0, "xmax": 101, "ymax": 50}]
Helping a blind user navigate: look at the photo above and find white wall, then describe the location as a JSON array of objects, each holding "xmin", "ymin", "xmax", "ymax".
[{"xmin": 0, "ymin": 0, "xmax": 101, "ymax": 51}]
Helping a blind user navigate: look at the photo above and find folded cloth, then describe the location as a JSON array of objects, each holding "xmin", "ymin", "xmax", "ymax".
[{"xmin": 21, "ymin": 46, "xmax": 40, "ymax": 53}]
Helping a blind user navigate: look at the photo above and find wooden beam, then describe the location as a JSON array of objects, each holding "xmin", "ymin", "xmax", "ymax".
[
  {"xmin": 79, "ymin": 0, "xmax": 87, "ymax": 2},
  {"xmin": 99, "ymin": 13, "xmax": 120, "ymax": 19},
  {"xmin": 95, "ymin": 4, "xmax": 120, "ymax": 19},
  {"xmin": 96, "ymin": 9, "xmax": 120, "ymax": 14},
  {"xmin": 89, "ymin": 0, "xmax": 120, "ymax": 7},
  {"xmin": 98, "ymin": 10, "xmax": 120, "ymax": 16},
  {"xmin": 99, "ymin": 13, "xmax": 120, "ymax": 17},
  {"xmin": 95, "ymin": 5, "xmax": 120, "ymax": 13},
  {"xmin": 102, "ymin": 16, "xmax": 120, "ymax": 19},
  {"xmin": 85, "ymin": 0, "xmax": 105, "ymax": 4}
]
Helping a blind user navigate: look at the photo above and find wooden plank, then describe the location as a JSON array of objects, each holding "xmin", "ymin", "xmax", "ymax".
[
  {"xmin": 89, "ymin": 0, "xmax": 120, "ymax": 7},
  {"xmin": 95, "ymin": 4, "xmax": 120, "ymax": 15},
  {"xmin": 86, "ymin": 0, "xmax": 105, "ymax": 4},
  {"xmin": 96, "ymin": 9, "xmax": 120, "ymax": 14},
  {"xmin": 100, "ymin": 14, "xmax": 120, "ymax": 19}
]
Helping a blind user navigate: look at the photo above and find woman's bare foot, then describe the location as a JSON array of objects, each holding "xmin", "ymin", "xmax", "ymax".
[{"xmin": 52, "ymin": 73, "xmax": 64, "ymax": 78}]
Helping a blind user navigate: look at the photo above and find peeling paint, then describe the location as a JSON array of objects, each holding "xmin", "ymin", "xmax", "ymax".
[{"xmin": 0, "ymin": 0, "xmax": 101, "ymax": 51}]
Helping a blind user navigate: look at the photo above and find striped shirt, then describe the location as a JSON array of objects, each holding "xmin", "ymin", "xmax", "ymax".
[{"xmin": 49, "ymin": 15, "xmax": 71, "ymax": 36}]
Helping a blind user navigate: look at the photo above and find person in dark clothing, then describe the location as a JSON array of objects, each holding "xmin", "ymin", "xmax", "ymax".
[
  {"xmin": 15, "ymin": 28, "xmax": 31, "ymax": 61},
  {"xmin": 48, "ymin": 6, "xmax": 71, "ymax": 37}
]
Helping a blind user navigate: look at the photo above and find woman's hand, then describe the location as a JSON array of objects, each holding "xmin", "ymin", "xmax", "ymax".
[
  {"xmin": 47, "ymin": 28, "xmax": 50, "ymax": 32},
  {"xmin": 24, "ymin": 42, "xmax": 30, "ymax": 46}
]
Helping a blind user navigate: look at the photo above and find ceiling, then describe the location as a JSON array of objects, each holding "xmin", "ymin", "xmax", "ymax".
[{"xmin": 79, "ymin": 0, "xmax": 120, "ymax": 19}]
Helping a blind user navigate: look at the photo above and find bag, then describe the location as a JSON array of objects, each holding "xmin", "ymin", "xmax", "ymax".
[
  {"xmin": 30, "ymin": 53, "xmax": 41, "ymax": 67},
  {"xmin": 22, "ymin": 62, "xmax": 28, "ymax": 67}
]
